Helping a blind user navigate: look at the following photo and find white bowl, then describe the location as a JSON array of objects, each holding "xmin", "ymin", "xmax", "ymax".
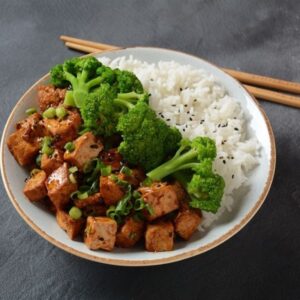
[{"xmin": 0, "ymin": 47, "xmax": 276, "ymax": 266}]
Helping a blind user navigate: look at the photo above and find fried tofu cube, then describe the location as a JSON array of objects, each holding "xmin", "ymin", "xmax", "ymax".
[
  {"xmin": 118, "ymin": 168, "xmax": 145, "ymax": 188},
  {"xmin": 41, "ymin": 149, "xmax": 64, "ymax": 175},
  {"xmin": 99, "ymin": 176, "xmax": 125, "ymax": 206},
  {"xmin": 37, "ymin": 85, "xmax": 66, "ymax": 112},
  {"xmin": 139, "ymin": 183, "xmax": 181, "ymax": 221},
  {"xmin": 174, "ymin": 206, "xmax": 202, "ymax": 240},
  {"xmin": 74, "ymin": 192, "xmax": 101, "ymax": 209},
  {"xmin": 46, "ymin": 163, "xmax": 77, "ymax": 209},
  {"xmin": 7, "ymin": 128, "xmax": 40, "ymax": 166},
  {"xmin": 64, "ymin": 132, "xmax": 103, "ymax": 170},
  {"xmin": 56, "ymin": 210, "xmax": 85, "ymax": 240},
  {"xmin": 43, "ymin": 110, "xmax": 81, "ymax": 148},
  {"xmin": 84, "ymin": 216, "xmax": 117, "ymax": 251},
  {"xmin": 116, "ymin": 217, "xmax": 144, "ymax": 248},
  {"xmin": 23, "ymin": 170, "xmax": 47, "ymax": 202},
  {"xmin": 145, "ymin": 222, "xmax": 174, "ymax": 252}
]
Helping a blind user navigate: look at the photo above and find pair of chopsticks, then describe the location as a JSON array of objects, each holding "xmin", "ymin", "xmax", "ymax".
[{"xmin": 60, "ymin": 35, "xmax": 300, "ymax": 109}]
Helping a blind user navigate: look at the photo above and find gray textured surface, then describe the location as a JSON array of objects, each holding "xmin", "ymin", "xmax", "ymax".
[{"xmin": 0, "ymin": 0, "xmax": 300, "ymax": 299}]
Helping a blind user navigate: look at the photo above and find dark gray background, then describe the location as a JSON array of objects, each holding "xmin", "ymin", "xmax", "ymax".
[{"xmin": 0, "ymin": 1, "xmax": 299, "ymax": 299}]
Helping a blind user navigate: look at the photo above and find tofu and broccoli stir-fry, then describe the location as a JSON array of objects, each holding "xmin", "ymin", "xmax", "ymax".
[{"xmin": 7, "ymin": 56, "xmax": 225, "ymax": 252}]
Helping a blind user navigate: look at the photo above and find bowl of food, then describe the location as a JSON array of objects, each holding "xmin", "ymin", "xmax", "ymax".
[{"xmin": 0, "ymin": 47, "xmax": 275, "ymax": 266}]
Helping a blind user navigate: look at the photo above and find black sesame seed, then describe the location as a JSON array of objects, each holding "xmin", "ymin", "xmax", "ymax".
[
  {"xmin": 161, "ymin": 115, "xmax": 164, "ymax": 118},
  {"xmin": 223, "ymin": 160, "xmax": 226, "ymax": 164},
  {"xmin": 184, "ymin": 104, "xmax": 188, "ymax": 107},
  {"xmin": 213, "ymin": 130, "xmax": 216, "ymax": 133},
  {"xmin": 232, "ymin": 174, "xmax": 235, "ymax": 179},
  {"xmin": 183, "ymin": 128, "xmax": 185, "ymax": 132},
  {"xmin": 150, "ymin": 78, "xmax": 154, "ymax": 81},
  {"xmin": 166, "ymin": 118, "xmax": 171, "ymax": 121},
  {"xmin": 194, "ymin": 99, "xmax": 197, "ymax": 102},
  {"xmin": 187, "ymin": 111, "xmax": 190, "ymax": 114},
  {"xmin": 218, "ymin": 124, "xmax": 221, "ymax": 128},
  {"xmin": 234, "ymin": 127, "xmax": 239, "ymax": 131},
  {"xmin": 180, "ymin": 88, "xmax": 183, "ymax": 91},
  {"xmin": 171, "ymin": 104, "xmax": 176, "ymax": 107},
  {"xmin": 219, "ymin": 156, "xmax": 224, "ymax": 159},
  {"xmin": 189, "ymin": 117, "xmax": 193, "ymax": 121}
]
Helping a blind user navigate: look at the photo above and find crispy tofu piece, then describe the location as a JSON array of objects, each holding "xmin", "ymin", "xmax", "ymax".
[
  {"xmin": 74, "ymin": 192, "xmax": 102, "ymax": 208},
  {"xmin": 82, "ymin": 204, "xmax": 107, "ymax": 217},
  {"xmin": 174, "ymin": 205, "xmax": 202, "ymax": 240},
  {"xmin": 56, "ymin": 210, "xmax": 85, "ymax": 240},
  {"xmin": 99, "ymin": 176, "xmax": 124, "ymax": 206},
  {"xmin": 118, "ymin": 168, "xmax": 145, "ymax": 188},
  {"xmin": 100, "ymin": 148, "xmax": 123, "ymax": 171},
  {"xmin": 46, "ymin": 163, "xmax": 77, "ymax": 209},
  {"xmin": 139, "ymin": 182, "xmax": 181, "ymax": 221},
  {"xmin": 64, "ymin": 132, "xmax": 103, "ymax": 170},
  {"xmin": 16, "ymin": 113, "xmax": 47, "ymax": 142},
  {"xmin": 37, "ymin": 85, "xmax": 66, "ymax": 112},
  {"xmin": 116, "ymin": 217, "xmax": 144, "ymax": 248},
  {"xmin": 145, "ymin": 222, "xmax": 174, "ymax": 252},
  {"xmin": 84, "ymin": 216, "xmax": 117, "ymax": 251},
  {"xmin": 43, "ymin": 109, "xmax": 81, "ymax": 148},
  {"xmin": 23, "ymin": 170, "xmax": 47, "ymax": 202},
  {"xmin": 41, "ymin": 149, "xmax": 64, "ymax": 175},
  {"xmin": 7, "ymin": 128, "xmax": 40, "ymax": 166}
]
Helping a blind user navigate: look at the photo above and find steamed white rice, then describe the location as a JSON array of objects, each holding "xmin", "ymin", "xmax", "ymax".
[{"xmin": 99, "ymin": 56, "xmax": 260, "ymax": 228}]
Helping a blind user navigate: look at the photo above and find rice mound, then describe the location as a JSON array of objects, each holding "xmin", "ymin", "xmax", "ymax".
[{"xmin": 100, "ymin": 56, "xmax": 260, "ymax": 228}]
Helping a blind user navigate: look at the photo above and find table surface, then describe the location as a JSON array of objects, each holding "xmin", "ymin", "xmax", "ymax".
[{"xmin": 1, "ymin": 1, "xmax": 299, "ymax": 299}]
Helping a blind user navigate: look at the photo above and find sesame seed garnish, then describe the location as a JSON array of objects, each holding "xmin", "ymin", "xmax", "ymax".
[
  {"xmin": 234, "ymin": 127, "xmax": 239, "ymax": 131},
  {"xmin": 171, "ymin": 104, "xmax": 176, "ymax": 107},
  {"xmin": 219, "ymin": 156, "xmax": 224, "ymax": 159},
  {"xmin": 187, "ymin": 111, "xmax": 190, "ymax": 114},
  {"xmin": 184, "ymin": 104, "xmax": 188, "ymax": 107},
  {"xmin": 194, "ymin": 99, "xmax": 197, "ymax": 102},
  {"xmin": 218, "ymin": 124, "xmax": 221, "ymax": 128},
  {"xmin": 223, "ymin": 160, "xmax": 226, "ymax": 164},
  {"xmin": 232, "ymin": 174, "xmax": 235, "ymax": 179},
  {"xmin": 183, "ymin": 128, "xmax": 185, "ymax": 132},
  {"xmin": 161, "ymin": 114, "xmax": 164, "ymax": 118},
  {"xmin": 180, "ymin": 88, "xmax": 183, "ymax": 91},
  {"xmin": 166, "ymin": 118, "xmax": 171, "ymax": 121},
  {"xmin": 189, "ymin": 117, "xmax": 193, "ymax": 121}
]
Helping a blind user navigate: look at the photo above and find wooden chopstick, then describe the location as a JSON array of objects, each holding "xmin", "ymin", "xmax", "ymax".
[
  {"xmin": 60, "ymin": 35, "xmax": 300, "ymax": 108},
  {"xmin": 244, "ymin": 85, "xmax": 300, "ymax": 108},
  {"xmin": 223, "ymin": 68, "xmax": 300, "ymax": 94}
]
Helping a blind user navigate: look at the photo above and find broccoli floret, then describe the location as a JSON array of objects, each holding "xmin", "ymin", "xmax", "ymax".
[
  {"xmin": 115, "ymin": 70, "xmax": 144, "ymax": 93},
  {"xmin": 80, "ymin": 84, "xmax": 119, "ymax": 136},
  {"xmin": 146, "ymin": 137, "xmax": 225, "ymax": 213},
  {"xmin": 50, "ymin": 56, "xmax": 104, "ymax": 107},
  {"xmin": 146, "ymin": 137, "xmax": 216, "ymax": 180},
  {"xmin": 115, "ymin": 92, "xmax": 181, "ymax": 171}
]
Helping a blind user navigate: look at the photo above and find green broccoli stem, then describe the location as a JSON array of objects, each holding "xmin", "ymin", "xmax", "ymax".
[
  {"xmin": 114, "ymin": 98, "xmax": 135, "ymax": 110},
  {"xmin": 146, "ymin": 149, "xmax": 198, "ymax": 181}
]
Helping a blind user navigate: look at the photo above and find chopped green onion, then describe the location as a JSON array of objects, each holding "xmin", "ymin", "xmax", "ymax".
[
  {"xmin": 64, "ymin": 142, "xmax": 75, "ymax": 152},
  {"xmin": 56, "ymin": 106, "xmax": 68, "ymax": 119},
  {"xmin": 42, "ymin": 107, "xmax": 56, "ymax": 119},
  {"xmin": 69, "ymin": 206, "xmax": 82, "ymax": 220},
  {"xmin": 110, "ymin": 174, "xmax": 118, "ymax": 182},
  {"xmin": 120, "ymin": 166, "xmax": 132, "ymax": 176},
  {"xmin": 77, "ymin": 192, "xmax": 89, "ymax": 200},
  {"xmin": 41, "ymin": 137, "xmax": 54, "ymax": 156},
  {"xmin": 142, "ymin": 177, "xmax": 153, "ymax": 187},
  {"xmin": 69, "ymin": 166, "xmax": 78, "ymax": 173},
  {"xmin": 133, "ymin": 190, "xmax": 141, "ymax": 199},
  {"xmin": 35, "ymin": 154, "xmax": 42, "ymax": 167},
  {"xmin": 30, "ymin": 168, "xmax": 41, "ymax": 177},
  {"xmin": 101, "ymin": 165, "xmax": 112, "ymax": 176},
  {"xmin": 69, "ymin": 173, "xmax": 77, "ymax": 184},
  {"xmin": 133, "ymin": 198, "xmax": 145, "ymax": 211},
  {"xmin": 145, "ymin": 203, "xmax": 154, "ymax": 216},
  {"xmin": 25, "ymin": 107, "xmax": 37, "ymax": 116}
]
